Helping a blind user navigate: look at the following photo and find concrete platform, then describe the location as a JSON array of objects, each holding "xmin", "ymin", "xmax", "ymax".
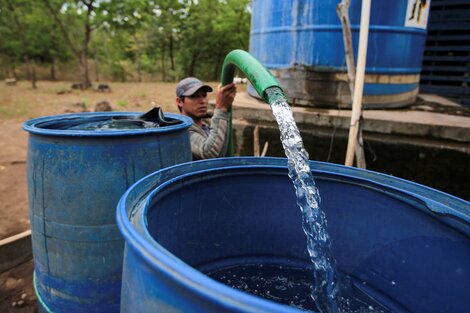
[{"xmin": 230, "ymin": 92, "xmax": 470, "ymax": 200}]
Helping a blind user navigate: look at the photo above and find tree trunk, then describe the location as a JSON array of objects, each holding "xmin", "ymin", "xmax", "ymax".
[
  {"xmin": 94, "ymin": 58, "xmax": 99, "ymax": 82},
  {"xmin": 161, "ymin": 46, "xmax": 166, "ymax": 82},
  {"xmin": 137, "ymin": 57, "xmax": 142, "ymax": 82},
  {"xmin": 81, "ymin": 2, "xmax": 93, "ymax": 89},
  {"xmin": 31, "ymin": 60, "xmax": 37, "ymax": 89},
  {"xmin": 133, "ymin": 34, "xmax": 142, "ymax": 83},
  {"xmin": 169, "ymin": 35, "xmax": 175, "ymax": 81},
  {"xmin": 80, "ymin": 52, "xmax": 90, "ymax": 88},
  {"xmin": 188, "ymin": 52, "xmax": 197, "ymax": 77},
  {"xmin": 50, "ymin": 59, "xmax": 56, "ymax": 81},
  {"xmin": 120, "ymin": 63, "xmax": 126, "ymax": 82},
  {"xmin": 10, "ymin": 66, "xmax": 18, "ymax": 80}
]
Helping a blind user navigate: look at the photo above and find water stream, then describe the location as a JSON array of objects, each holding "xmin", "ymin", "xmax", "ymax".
[
  {"xmin": 267, "ymin": 87, "xmax": 339, "ymax": 313},
  {"xmin": 208, "ymin": 87, "xmax": 390, "ymax": 312}
]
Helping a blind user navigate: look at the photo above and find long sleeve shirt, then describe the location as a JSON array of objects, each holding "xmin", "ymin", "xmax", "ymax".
[{"xmin": 188, "ymin": 108, "xmax": 229, "ymax": 160}]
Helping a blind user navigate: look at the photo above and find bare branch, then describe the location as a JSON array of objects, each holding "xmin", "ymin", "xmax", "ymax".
[
  {"xmin": 82, "ymin": 0, "xmax": 93, "ymax": 7},
  {"xmin": 42, "ymin": 0, "xmax": 80, "ymax": 59}
]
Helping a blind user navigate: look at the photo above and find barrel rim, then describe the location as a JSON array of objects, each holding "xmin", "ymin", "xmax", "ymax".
[
  {"xmin": 117, "ymin": 157, "xmax": 469, "ymax": 313},
  {"xmin": 117, "ymin": 160, "xmax": 302, "ymax": 313},
  {"xmin": 22, "ymin": 111, "xmax": 193, "ymax": 137}
]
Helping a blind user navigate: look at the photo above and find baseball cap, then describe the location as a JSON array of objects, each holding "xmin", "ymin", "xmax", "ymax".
[{"xmin": 176, "ymin": 77, "xmax": 213, "ymax": 97}]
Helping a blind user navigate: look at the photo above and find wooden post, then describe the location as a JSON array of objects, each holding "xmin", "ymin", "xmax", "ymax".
[
  {"xmin": 254, "ymin": 126, "xmax": 260, "ymax": 156},
  {"xmin": 345, "ymin": 0, "xmax": 371, "ymax": 167},
  {"xmin": 0, "ymin": 230, "xmax": 32, "ymax": 273},
  {"xmin": 261, "ymin": 142, "xmax": 269, "ymax": 157},
  {"xmin": 336, "ymin": 0, "xmax": 356, "ymax": 97}
]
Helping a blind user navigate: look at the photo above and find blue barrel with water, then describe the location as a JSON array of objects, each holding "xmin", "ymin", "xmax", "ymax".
[
  {"xmin": 117, "ymin": 157, "xmax": 469, "ymax": 313},
  {"xmin": 249, "ymin": 0, "xmax": 430, "ymax": 107},
  {"xmin": 23, "ymin": 112, "xmax": 192, "ymax": 312}
]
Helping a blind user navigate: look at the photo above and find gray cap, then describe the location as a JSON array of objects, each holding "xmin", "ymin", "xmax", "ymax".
[{"xmin": 176, "ymin": 77, "xmax": 213, "ymax": 97}]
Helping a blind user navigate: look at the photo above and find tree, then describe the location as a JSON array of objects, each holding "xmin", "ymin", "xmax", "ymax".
[
  {"xmin": 211, "ymin": 0, "xmax": 251, "ymax": 79},
  {"xmin": 100, "ymin": 0, "xmax": 152, "ymax": 82},
  {"xmin": 2, "ymin": 0, "xmax": 38, "ymax": 88},
  {"xmin": 177, "ymin": 0, "xmax": 251, "ymax": 80},
  {"xmin": 0, "ymin": 4, "xmax": 22, "ymax": 79},
  {"xmin": 0, "ymin": 0, "xmax": 252, "ymax": 83},
  {"xmin": 146, "ymin": 0, "xmax": 189, "ymax": 81},
  {"xmin": 42, "ymin": 0, "xmax": 106, "ymax": 88},
  {"xmin": 0, "ymin": 0, "xmax": 72, "ymax": 83}
]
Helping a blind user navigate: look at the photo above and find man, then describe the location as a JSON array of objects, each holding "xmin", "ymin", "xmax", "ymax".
[{"xmin": 176, "ymin": 77, "xmax": 237, "ymax": 160}]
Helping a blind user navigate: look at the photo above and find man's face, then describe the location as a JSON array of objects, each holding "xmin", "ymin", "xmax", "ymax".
[{"xmin": 178, "ymin": 89, "xmax": 209, "ymax": 120}]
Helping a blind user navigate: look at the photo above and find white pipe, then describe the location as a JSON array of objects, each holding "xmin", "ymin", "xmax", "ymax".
[{"xmin": 345, "ymin": 0, "xmax": 371, "ymax": 167}]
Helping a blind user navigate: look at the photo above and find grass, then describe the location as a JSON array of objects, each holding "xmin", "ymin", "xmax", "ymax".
[{"xmin": 0, "ymin": 80, "xmax": 246, "ymax": 121}]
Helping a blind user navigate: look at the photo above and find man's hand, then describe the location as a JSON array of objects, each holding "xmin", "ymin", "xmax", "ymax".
[{"xmin": 215, "ymin": 82, "xmax": 237, "ymax": 112}]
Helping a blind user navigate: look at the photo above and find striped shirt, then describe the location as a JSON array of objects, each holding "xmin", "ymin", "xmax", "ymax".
[{"xmin": 188, "ymin": 109, "xmax": 229, "ymax": 160}]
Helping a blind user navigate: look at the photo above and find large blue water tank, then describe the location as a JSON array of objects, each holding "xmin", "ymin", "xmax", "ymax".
[
  {"xmin": 23, "ymin": 112, "xmax": 192, "ymax": 312},
  {"xmin": 117, "ymin": 157, "xmax": 469, "ymax": 313},
  {"xmin": 249, "ymin": 0, "xmax": 431, "ymax": 108}
]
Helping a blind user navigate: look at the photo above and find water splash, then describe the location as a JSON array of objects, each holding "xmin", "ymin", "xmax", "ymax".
[
  {"xmin": 266, "ymin": 87, "xmax": 339, "ymax": 313},
  {"xmin": 207, "ymin": 264, "xmax": 388, "ymax": 313}
]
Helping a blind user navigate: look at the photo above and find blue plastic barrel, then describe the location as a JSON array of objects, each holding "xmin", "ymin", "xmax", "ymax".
[
  {"xmin": 23, "ymin": 112, "xmax": 192, "ymax": 312},
  {"xmin": 249, "ymin": 0, "xmax": 430, "ymax": 107},
  {"xmin": 117, "ymin": 157, "xmax": 469, "ymax": 313}
]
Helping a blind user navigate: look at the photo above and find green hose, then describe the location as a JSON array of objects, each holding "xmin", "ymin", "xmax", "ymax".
[{"xmin": 220, "ymin": 49, "xmax": 282, "ymax": 156}]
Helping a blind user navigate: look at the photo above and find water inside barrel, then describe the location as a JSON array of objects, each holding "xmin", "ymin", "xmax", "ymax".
[
  {"xmin": 37, "ymin": 108, "xmax": 181, "ymax": 131},
  {"xmin": 206, "ymin": 264, "xmax": 394, "ymax": 313}
]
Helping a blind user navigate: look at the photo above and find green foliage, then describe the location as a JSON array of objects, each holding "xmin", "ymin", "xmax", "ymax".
[
  {"xmin": 0, "ymin": 0, "xmax": 252, "ymax": 82},
  {"xmin": 178, "ymin": 0, "xmax": 251, "ymax": 80},
  {"xmin": 117, "ymin": 99, "xmax": 128, "ymax": 107},
  {"xmin": 0, "ymin": 0, "xmax": 71, "ymax": 71}
]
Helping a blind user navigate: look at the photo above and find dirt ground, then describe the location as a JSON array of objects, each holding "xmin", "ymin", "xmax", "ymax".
[
  {"xmin": 0, "ymin": 260, "xmax": 37, "ymax": 313},
  {"xmin": 0, "ymin": 119, "xmax": 29, "ymax": 240},
  {"xmin": 0, "ymin": 80, "xmax": 224, "ymax": 239}
]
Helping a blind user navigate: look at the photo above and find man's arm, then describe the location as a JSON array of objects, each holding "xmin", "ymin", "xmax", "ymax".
[{"xmin": 189, "ymin": 83, "xmax": 236, "ymax": 160}]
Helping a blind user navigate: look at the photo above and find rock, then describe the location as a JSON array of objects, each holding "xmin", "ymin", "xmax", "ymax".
[
  {"xmin": 64, "ymin": 102, "xmax": 89, "ymax": 113},
  {"xmin": 4, "ymin": 277, "xmax": 20, "ymax": 289},
  {"xmin": 57, "ymin": 89, "xmax": 71, "ymax": 95},
  {"xmin": 5, "ymin": 78, "xmax": 16, "ymax": 86},
  {"xmin": 96, "ymin": 83, "xmax": 111, "ymax": 93},
  {"xmin": 94, "ymin": 100, "xmax": 113, "ymax": 112},
  {"xmin": 71, "ymin": 83, "xmax": 83, "ymax": 90},
  {"xmin": 71, "ymin": 82, "xmax": 92, "ymax": 90}
]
